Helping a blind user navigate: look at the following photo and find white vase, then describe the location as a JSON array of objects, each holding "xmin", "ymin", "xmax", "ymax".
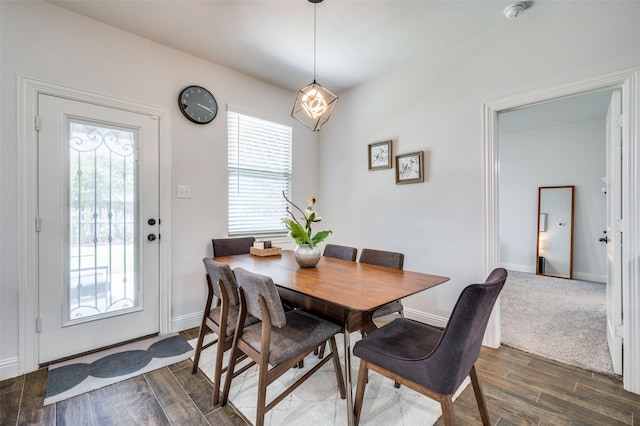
[{"xmin": 294, "ymin": 244, "xmax": 321, "ymax": 268}]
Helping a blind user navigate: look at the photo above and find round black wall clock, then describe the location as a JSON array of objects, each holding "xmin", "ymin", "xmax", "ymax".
[{"xmin": 178, "ymin": 85, "xmax": 218, "ymax": 124}]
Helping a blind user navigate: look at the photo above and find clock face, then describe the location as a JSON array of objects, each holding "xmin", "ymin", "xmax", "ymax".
[{"xmin": 179, "ymin": 85, "xmax": 218, "ymax": 124}]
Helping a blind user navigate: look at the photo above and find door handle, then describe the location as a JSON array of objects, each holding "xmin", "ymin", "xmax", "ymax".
[
  {"xmin": 147, "ymin": 234, "xmax": 157, "ymax": 241},
  {"xmin": 599, "ymin": 236, "xmax": 609, "ymax": 243}
]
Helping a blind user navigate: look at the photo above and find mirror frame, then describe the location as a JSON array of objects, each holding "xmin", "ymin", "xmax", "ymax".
[{"xmin": 536, "ymin": 185, "xmax": 575, "ymax": 279}]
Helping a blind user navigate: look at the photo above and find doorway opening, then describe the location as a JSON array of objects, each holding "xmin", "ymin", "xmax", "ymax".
[{"xmin": 483, "ymin": 66, "xmax": 640, "ymax": 394}]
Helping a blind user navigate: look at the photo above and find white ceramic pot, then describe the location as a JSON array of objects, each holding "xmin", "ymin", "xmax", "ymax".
[{"xmin": 294, "ymin": 244, "xmax": 321, "ymax": 268}]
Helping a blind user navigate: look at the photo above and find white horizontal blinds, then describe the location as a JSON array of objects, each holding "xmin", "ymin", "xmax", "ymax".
[{"xmin": 228, "ymin": 111, "xmax": 292, "ymax": 236}]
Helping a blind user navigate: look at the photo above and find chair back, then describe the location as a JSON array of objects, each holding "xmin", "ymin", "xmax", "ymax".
[
  {"xmin": 233, "ymin": 267, "xmax": 286, "ymax": 327},
  {"xmin": 203, "ymin": 258, "xmax": 240, "ymax": 306},
  {"xmin": 359, "ymin": 248, "xmax": 404, "ymax": 269},
  {"xmin": 212, "ymin": 237, "xmax": 255, "ymax": 257},
  {"xmin": 323, "ymin": 244, "xmax": 357, "ymax": 261},
  {"xmin": 427, "ymin": 268, "xmax": 507, "ymax": 394}
]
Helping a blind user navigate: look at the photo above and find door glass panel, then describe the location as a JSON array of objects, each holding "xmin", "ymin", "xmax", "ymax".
[{"xmin": 68, "ymin": 120, "xmax": 139, "ymax": 322}]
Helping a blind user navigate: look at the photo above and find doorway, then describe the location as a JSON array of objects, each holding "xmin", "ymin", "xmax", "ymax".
[
  {"xmin": 37, "ymin": 94, "xmax": 161, "ymax": 364},
  {"xmin": 18, "ymin": 78, "xmax": 172, "ymax": 373},
  {"xmin": 496, "ymin": 90, "xmax": 616, "ymax": 375},
  {"xmin": 483, "ymin": 67, "xmax": 640, "ymax": 394}
]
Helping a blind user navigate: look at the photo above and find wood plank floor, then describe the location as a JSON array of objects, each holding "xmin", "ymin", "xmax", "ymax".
[{"xmin": 1, "ymin": 328, "xmax": 638, "ymax": 425}]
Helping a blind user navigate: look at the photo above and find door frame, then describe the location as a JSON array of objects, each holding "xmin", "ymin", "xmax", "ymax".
[
  {"xmin": 17, "ymin": 76, "xmax": 172, "ymax": 373},
  {"xmin": 483, "ymin": 66, "xmax": 640, "ymax": 394}
]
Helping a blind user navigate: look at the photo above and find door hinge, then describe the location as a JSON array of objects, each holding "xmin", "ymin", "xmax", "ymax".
[
  {"xmin": 614, "ymin": 114, "xmax": 623, "ymax": 128},
  {"xmin": 615, "ymin": 323, "xmax": 623, "ymax": 339},
  {"xmin": 34, "ymin": 116, "xmax": 41, "ymax": 131},
  {"xmin": 614, "ymin": 218, "xmax": 623, "ymax": 233},
  {"xmin": 36, "ymin": 317, "xmax": 42, "ymax": 333},
  {"xmin": 35, "ymin": 217, "xmax": 41, "ymax": 232}
]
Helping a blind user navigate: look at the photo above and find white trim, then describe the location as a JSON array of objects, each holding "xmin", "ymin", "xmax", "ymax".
[
  {"xmin": 171, "ymin": 311, "xmax": 203, "ymax": 334},
  {"xmin": 484, "ymin": 66, "xmax": 640, "ymax": 394},
  {"xmin": 0, "ymin": 357, "xmax": 20, "ymax": 381},
  {"xmin": 500, "ymin": 264, "xmax": 605, "ymax": 282},
  {"xmin": 573, "ymin": 272, "xmax": 607, "ymax": 283},
  {"xmin": 404, "ymin": 308, "xmax": 448, "ymax": 329},
  {"xmin": 18, "ymin": 76, "xmax": 172, "ymax": 374},
  {"xmin": 500, "ymin": 263, "xmax": 536, "ymax": 274}
]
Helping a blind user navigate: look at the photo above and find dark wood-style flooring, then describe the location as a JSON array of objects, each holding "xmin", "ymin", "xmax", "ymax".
[{"xmin": 2, "ymin": 328, "xmax": 639, "ymax": 425}]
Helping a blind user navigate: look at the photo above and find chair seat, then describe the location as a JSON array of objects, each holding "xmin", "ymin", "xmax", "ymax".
[
  {"xmin": 353, "ymin": 318, "xmax": 443, "ymax": 370},
  {"xmin": 241, "ymin": 310, "xmax": 342, "ymax": 366},
  {"xmin": 372, "ymin": 300, "xmax": 403, "ymax": 318},
  {"xmin": 209, "ymin": 305, "xmax": 259, "ymax": 337}
]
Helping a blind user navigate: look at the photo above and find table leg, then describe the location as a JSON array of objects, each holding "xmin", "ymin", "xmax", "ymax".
[
  {"xmin": 344, "ymin": 327, "xmax": 353, "ymax": 426},
  {"xmin": 343, "ymin": 319, "xmax": 354, "ymax": 426}
]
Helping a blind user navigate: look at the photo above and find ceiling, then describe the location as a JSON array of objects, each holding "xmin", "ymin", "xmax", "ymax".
[{"xmin": 46, "ymin": 0, "xmax": 564, "ymax": 93}]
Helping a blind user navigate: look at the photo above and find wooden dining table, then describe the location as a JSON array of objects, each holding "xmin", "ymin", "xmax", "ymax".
[{"xmin": 214, "ymin": 250, "xmax": 450, "ymax": 426}]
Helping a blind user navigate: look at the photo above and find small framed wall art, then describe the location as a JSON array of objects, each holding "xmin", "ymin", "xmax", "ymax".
[
  {"xmin": 368, "ymin": 140, "xmax": 392, "ymax": 170},
  {"xmin": 395, "ymin": 151, "xmax": 424, "ymax": 184}
]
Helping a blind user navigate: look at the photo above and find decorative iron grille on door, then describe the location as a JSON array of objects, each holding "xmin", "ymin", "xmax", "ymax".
[{"xmin": 68, "ymin": 121, "xmax": 139, "ymax": 320}]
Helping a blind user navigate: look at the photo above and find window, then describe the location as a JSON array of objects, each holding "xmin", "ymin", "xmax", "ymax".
[{"xmin": 227, "ymin": 110, "xmax": 292, "ymax": 236}]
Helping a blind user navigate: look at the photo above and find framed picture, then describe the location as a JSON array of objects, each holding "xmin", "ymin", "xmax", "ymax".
[
  {"xmin": 368, "ymin": 140, "xmax": 392, "ymax": 170},
  {"xmin": 395, "ymin": 151, "xmax": 424, "ymax": 184}
]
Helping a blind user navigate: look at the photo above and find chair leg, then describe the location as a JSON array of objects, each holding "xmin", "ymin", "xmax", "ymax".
[
  {"xmin": 470, "ymin": 365, "xmax": 491, "ymax": 426},
  {"xmin": 353, "ymin": 360, "xmax": 369, "ymax": 426},
  {"xmin": 317, "ymin": 341, "xmax": 327, "ymax": 359},
  {"xmin": 440, "ymin": 395, "xmax": 456, "ymax": 426},
  {"xmin": 256, "ymin": 363, "xmax": 269, "ymax": 426},
  {"xmin": 221, "ymin": 347, "xmax": 241, "ymax": 407},
  {"xmin": 191, "ymin": 323, "xmax": 208, "ymax": 374},
  {"xmin": 212, "ymin": 337, "xmax": 226, "ymax": 406},
  {"xmin": 328, "ymin": 337, "xmax": 346, "ymax": 398}
]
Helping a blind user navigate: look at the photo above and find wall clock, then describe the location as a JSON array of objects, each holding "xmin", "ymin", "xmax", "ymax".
[{"xmin": 178, "ymin": 85, "xmax": 218, "ymax": 124}]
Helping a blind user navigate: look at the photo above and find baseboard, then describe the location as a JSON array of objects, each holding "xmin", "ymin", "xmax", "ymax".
[
  {"xmin": 573, "ymin": 271, "xmax": 606, "ymax": 283},
  {"xmin": 171, "ymin": 312, "xmax": 202, "ymax": 333},
  {"xmin": 404, "ymin": 307, "xmax": 448, "ymax": 328},
  {"xmin": 501, "ymin": 263, "xmax": 535, "ymax": 273},
  {"xmin": 501, "ymin": 264, "xmax": 606, "ymax": 283},
  {"xmin": 0, "ymin": 357, "xmax": 20, "ymax": 381}
]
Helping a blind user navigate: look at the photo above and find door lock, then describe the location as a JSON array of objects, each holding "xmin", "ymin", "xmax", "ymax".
[{"xmin": 148, "ymin": 218, "xmax": 157, "ymax": 226}]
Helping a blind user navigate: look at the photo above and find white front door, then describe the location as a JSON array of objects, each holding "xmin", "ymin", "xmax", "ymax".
[
  {"xmin": 38, "ymin": 94, "xmax": 160, "ymax": 364},
  {"xmin": 605, "ymin": 89, "xmax": 623, "ymax": 375}
]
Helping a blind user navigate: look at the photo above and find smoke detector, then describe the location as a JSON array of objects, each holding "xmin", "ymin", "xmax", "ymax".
[{"xmin": 504, "ymin": 2, "xmax": 527, "ymax": 19}]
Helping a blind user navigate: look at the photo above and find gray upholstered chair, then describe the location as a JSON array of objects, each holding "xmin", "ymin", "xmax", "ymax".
[
  {"xmin": 358, "ymin": 248, "xmax": 405, "ymax": 320},
  {"xmin": 191, "ymin": 258, "xmax": 258, "ymax": 406},
  {"xmin": 221, "ymin": 267, "xmax": 346, "ymax": 426},
  {"xmin": 315, "ymin": 243, "xmax": 357, "ymax": 358},
  {"xmin": 353, "ymin": 268, "xmax": 508, "ymax": 426},
  {"xmin": 323, "ymin": 243, "xmax": 358, "ymax": 261},
  {"xmin": 212, "ymin": 236, "xmax": 255, "ymax": 257}
]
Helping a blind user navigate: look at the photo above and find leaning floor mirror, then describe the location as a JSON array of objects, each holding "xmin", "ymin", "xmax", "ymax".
[{"xmin": 536, "ymin": 185, "xmax": 575, "ymax": 279}]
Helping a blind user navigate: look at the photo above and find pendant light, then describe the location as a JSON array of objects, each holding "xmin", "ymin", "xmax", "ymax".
[{"xmin": 291, "ymin": 0, "xmax": 338, "ymax": 131}]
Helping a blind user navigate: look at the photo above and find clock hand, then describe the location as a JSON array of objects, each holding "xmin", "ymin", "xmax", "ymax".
[{"xmin": 197, "ymin": 103, "xmax": 214, "ymax": 114}]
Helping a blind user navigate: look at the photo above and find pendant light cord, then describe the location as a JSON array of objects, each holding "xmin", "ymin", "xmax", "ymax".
[{"xmin": 313, "ymin": 3, "xmax": 317, "ymax": 82}]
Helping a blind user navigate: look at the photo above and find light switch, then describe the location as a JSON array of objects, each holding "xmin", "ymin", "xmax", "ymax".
[{"xmin": 177, "ymin": 185, "xmax": 191, "ymax": 199}]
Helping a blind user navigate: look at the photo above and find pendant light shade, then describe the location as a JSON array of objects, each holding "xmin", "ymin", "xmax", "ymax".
[
  {"xmin": 291, "ymin": 0, "xmax": 337, "ymax": 131},
  {"xmin": 292, "ymin": 80, "xmax": 338, "ymax": 131}
]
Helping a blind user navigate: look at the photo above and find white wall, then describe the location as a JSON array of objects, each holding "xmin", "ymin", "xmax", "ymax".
[
  {"xmin": 499, "ymin": 119, "xmax": 607, "ymax": 281},
  {"xmin": 317, "ymin": 1, "xmax": 640, "ymax": 319},
  {"xmin": 0, "ymin": 1, "xmax": 317, "ymax": 379}
]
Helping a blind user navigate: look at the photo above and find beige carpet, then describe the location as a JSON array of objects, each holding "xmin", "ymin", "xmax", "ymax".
[
  {"xmin": 190, "ymin": 333, "xmax": 468, "ymax": 425},
  {"xmin": 500, "ymin": 270, "xmax": 618, "ymax": 378}
]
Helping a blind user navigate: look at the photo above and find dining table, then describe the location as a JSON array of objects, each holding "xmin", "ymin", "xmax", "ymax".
[{"xmin": 214, "ymin": 249, "xmax": 450, "ymax": 426}]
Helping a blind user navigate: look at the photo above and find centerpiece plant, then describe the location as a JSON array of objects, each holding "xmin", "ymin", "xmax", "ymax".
[{"xmin": 282, "ymin": 191, "xmax": 332, "ymax": 249}]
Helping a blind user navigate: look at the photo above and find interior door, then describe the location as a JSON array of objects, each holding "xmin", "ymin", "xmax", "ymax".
[
  {"xmin": 37, "ymin": 94, "xmax": 160, "ymax": 364},
  {"xmin": 605, "ymin": 89, "xmax": 623, "ymax": 375}
]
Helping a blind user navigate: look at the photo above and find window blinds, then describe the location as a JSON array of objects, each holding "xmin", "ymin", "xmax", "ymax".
[{"xmin": 227, "ymin": 111, "xmax": 292, "ymax": 236}]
